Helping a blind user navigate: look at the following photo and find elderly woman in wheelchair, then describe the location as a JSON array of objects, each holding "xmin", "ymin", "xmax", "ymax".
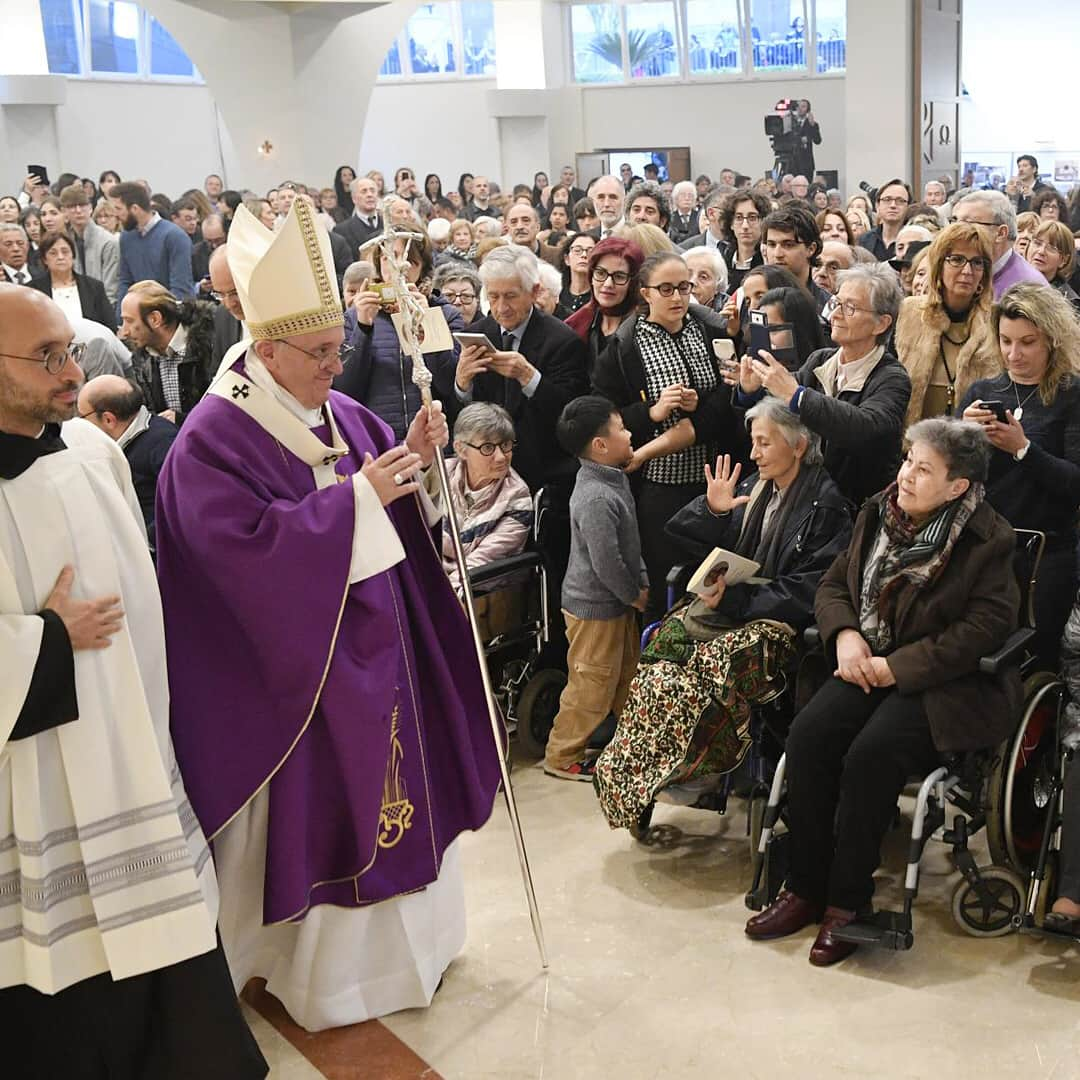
[
  {"xmin": 593, "ymin": 397, "xmax": 852, "ymax": 831},
  {"xmin": 745, "ymin": 418, "xmax": 1022, "ymax": 966}
]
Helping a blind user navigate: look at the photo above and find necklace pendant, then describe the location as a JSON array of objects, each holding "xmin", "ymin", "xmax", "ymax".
[{"xmin": 1014, "ymin": 406, "xmax": 1023, "ymax": 422}]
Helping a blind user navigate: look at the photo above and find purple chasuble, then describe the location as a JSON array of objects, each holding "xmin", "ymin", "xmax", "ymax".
[{"xmin": 155, "ymin": 377, "xmax": 501, "ymax": 924}]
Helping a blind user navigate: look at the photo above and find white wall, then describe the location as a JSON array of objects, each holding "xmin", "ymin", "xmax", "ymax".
[
  {"xmin": 359, "ymin": 79, "xmax": 500, "ymax": 186},
  {"xmin": 962, "ymin": 0, "xmax": 1080, "ymax": 166},
  {"xmin": 844, "ymin": 0, "xmax": 911, "ymax": 193},
  {"xmin": 579, "ymin": 76, "xmax": 846, "ymax": 186},
  {"xmin": 57, "ymin": 80, "xmax": 221, "ymax": 194}
]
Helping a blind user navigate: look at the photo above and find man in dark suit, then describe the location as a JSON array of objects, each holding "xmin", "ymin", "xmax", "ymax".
[
  {"xmin": 333, "ymin": 176, "xmax": 383, "ymax": 259},
  {"xmin": 190, "ymin": 213, "xmax": 226, "ymax": 296},
  {"xmin": 77, "ymin": 374, "xmax": 178, "ymax": 551},
  {"xmin": 453, "ymin": 244, "xmax": 589, "ymax": 492},
  {"xmin": 559, "ymin": 165, "xmax": 587, "ymax": 209},
  {"xmin": 0, "ymin": 223, "xmax": 34, "ymax": 285}
]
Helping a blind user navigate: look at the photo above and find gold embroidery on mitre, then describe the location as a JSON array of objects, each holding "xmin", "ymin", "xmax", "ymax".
[
  {"xmin": 378, "ymin": 697, "xmax": 415, "ymax": 849},
  {"xmin": 247, "ymin": 198, "xmax": 344, "ymax": 340}
]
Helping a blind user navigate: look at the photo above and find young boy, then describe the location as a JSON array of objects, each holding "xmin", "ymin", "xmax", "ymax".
[{"xmin": 545, "ymin": 396, "xmax": 648, "ymax": 781}]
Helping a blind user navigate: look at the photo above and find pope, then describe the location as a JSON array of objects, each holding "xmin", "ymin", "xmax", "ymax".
[{"xmin": 154, "ymin": 198, "xmax": 501, "ymax": 1031}]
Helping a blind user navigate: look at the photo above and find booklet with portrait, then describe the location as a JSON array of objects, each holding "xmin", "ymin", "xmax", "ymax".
[{"xmin": 686, "ymin": 547, "xmax": 764, "ymax": 595}]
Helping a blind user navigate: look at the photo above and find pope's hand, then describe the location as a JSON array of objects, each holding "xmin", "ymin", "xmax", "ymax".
[
  {"xmin": 405, "ymin": 401, "xmax": 448, "ymax": 467},
  {"xmin": 362, "ymin": 446, "xmax": 423, "ymax": 506},
  {"xmin": 44, "ymin": 565, "xmax": 124, "ymax": 651}
]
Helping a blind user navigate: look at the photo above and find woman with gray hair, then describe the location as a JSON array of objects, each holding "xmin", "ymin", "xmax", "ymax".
[
  {"xmin": 747, "ymin": 416, "xmax": 1020, "ymax": 965},
  {"xmin": 734, "ymin": 261, "xmax": 912, "ymax": 505},
  {"xmin": 684, "ymin": 246, "xmax": 729, "ymax": 311},
  {"xmin": 444, "ymin": 402, "xmax": 533, "ymax": 595},
  {"xmin": 432, "ymin": 261, "xmax": 482, "ymax": 324},
  {"xmin": 594, "ymin": 395, "xmax": 852, "ymax": 830}
]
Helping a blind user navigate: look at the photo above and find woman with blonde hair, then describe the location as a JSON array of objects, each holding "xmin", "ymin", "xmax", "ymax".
[
  {"xmin": 613, "ymin": 221, "xmax": 676, "ymax": 257},
  {"xmin": 1014, "ymin": 211, "xmax": 1040, "ymax": 259},
  {"xmin": 894, "ymin": 221, "xmax": 1000, "ymax": 424},
  {"xmin": 1026, "ymin": 219, "xmax": 1080, "ymax": 309},
  {"xmin": 962, "ymin": 283, "xmax": 1080, "ymax": 664},
  {"xmin": 845, "ymin": 206, "xmax": 872, "ymax": 241}
]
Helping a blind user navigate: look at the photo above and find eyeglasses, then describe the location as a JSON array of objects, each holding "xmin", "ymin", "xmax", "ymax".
[
  {"xmin": 277, "ymin": 340, "xmax": 355, "ymax": 366},
  {"xmin": 732, "ymin": 213, "xmax": 761, "ymax": 225},
  {"xmin": 592, "ymin": 267, "xmax": 631, "ymax": 286},
  {"xmin": 833, "ymin": 300, "xmax": 874, "ymax": 318},
  {"xmin": 943, "ymin": 254, "xmax": 989, "ymax": 272},
  {"xmin": 949, "ymin": 216, "xmax": 998, "ymax": 228},
  {"xmin": 442, "ymin": 291, "xmax": 476, "ymax": 304},
  {"xmin": 465, "ymin": 439, "xmax": 516, "ymax": 457},
  {"xmin": 642, "ymin": 281, "xmax": 693, "ymax": 297},
  {"xmin": 1026, "ymin": 238, "xmax": 1057, "ymax": 254},
  {"xmin": 568, "ymin": 245, "xmax": 594, "ymax": 256},
  {"xmin": 878, "ymin": 196, "xmax": 910, "ymax": 206},
  {"xmin": 0, "ymin": 341, "xmax": 86, "ymax": 374},
  {"xmin": 211, "ymin": 288, "xmax": 239, "ymax": 302}
]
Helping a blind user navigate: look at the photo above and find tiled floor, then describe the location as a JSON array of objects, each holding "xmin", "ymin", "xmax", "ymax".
[{"xmin": 251, "ymin": 752, "xmax": 1080, "ymax": 1079}]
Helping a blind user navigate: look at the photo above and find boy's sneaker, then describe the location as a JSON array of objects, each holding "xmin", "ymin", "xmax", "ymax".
[{"xmin": 543, "ymin": 759, "xmax": 596, "ymax": 782}]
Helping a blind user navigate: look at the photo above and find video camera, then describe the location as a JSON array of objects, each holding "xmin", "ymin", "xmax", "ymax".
[{"xmin": 764, "ymin": 97, "xmax": 801, "ymax": 176}]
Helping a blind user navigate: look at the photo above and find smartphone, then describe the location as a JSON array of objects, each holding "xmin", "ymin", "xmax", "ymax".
[
  {"xmin": 748, "ymin": 310, "xmax": 771, "ymax": 361},
  {"xmin": 27, "ymin": 164, "xmax": 50, "ymax": 187},
  {"xmin": 981, "ymin": 400, "xmax": 1008, "ymax": 423},
  {"xmin": 452, "ymin": 332, "xmax": 498, "ymax": 353},
  {"xmin": 713, "ymin": 339, "xmax": 737, "ymax": 371}
]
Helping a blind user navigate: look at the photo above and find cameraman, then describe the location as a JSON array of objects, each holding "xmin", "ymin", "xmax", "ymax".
[{"xmin": 791, "ymin": 99, "xmax": 822, "ymax": 179}]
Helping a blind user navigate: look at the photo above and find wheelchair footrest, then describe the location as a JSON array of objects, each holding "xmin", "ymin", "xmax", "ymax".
[{"xmin": 829, "ymin": 910, "xmax": 914, "ymax": 951}]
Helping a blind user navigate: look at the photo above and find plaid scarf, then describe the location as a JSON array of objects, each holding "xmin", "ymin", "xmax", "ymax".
[
  {"xmin": 858, "ymin": 480, "xmax": 984, "ymax": 653},
  {"xmin": 446, "ymin": 243, "xmax": 478, "ymax": 263}
]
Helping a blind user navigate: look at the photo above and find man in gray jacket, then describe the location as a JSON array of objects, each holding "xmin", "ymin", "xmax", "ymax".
[{"xmin": 61, "ymin": 183, "xmax": 120, "ymax": 304}]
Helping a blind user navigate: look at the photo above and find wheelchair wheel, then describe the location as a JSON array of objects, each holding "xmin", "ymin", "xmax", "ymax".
[
  {"xmin": 951, "ymin": 866, "xmax": 1025, "ymax": 938},
  {"xmin": 515, "ymin": 668, "xmax": 567, "ymax": 758},
  {"xmin": 986, "ymin": 672, "xmax": 1064, "ymax": 874}
]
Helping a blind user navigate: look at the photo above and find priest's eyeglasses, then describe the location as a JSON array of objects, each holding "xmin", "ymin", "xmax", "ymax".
[
  {"xmin": 0, "ymin": 342, "xmax": 86, "ymax": 374},
  {"xmin": 277, "ymin": 341, "xmax": 355, "ymax": 367},
  {"xmin": 464, "ymin": 439, "xmax": 516, "ymax": 457}
]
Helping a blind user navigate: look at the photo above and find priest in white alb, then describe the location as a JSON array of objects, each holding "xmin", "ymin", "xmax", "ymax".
[
  {"xmin": 154, "ymin": 199, "xmax": 502, "ymax": 1031},
  {"xmin": 0, "ymin": 284, "xmax": 266, "ymax": 1078}
]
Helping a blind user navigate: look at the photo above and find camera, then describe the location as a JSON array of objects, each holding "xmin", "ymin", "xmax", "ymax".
[{"xmin": 764, "ymin": 99, "xmax": 800, "ymax": 176}]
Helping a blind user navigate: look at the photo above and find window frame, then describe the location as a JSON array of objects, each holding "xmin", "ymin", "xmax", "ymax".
[
  {"xmin": 41, "ymin": 0, "xmax": 204, "ymax": 84},
  {"xmin": 568, "ymin": 0, "xmax": 845, "ymax": 88},
  {"xmin": 377, "ymin": 0, "xmax": 497, "ymax": 84}
]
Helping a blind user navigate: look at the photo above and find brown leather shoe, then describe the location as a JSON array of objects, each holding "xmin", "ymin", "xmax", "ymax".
[
  {"xmin": 745, "ymin": 890, "xmax": 824, "ymax": 940},
  {"xmin": 809, "ymin": 906, "xmax": 859, "ymax": 966}
]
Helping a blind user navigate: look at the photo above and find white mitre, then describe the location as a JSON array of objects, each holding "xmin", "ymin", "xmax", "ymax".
[{"xmin": 226, "ymin": 198, "xmax": 343, "ymax": 340}]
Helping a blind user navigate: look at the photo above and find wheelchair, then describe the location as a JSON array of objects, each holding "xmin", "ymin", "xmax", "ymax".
[
  {"xmin": 465, "ymin": 486, "xmax": 571, "ymax": 757},
  {"xmin": 626, "ymin": 565, "xmax": 822, "ymax": 858},
  {"xmin": 747, "ymin": 529, "xmax": 1067, "ymax": 949}
]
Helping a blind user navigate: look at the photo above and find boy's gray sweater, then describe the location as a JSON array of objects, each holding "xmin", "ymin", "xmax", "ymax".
[{"xmin": 561, "ymin": 458, "xmax": 647, "ymax": 621}]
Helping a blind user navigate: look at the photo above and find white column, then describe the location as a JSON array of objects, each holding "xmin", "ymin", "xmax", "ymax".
[
  {"xmin": 0, "ymin": 0, "xmax": 61, "ymax": 192},
  {"xmin": 844, "ymin": 0, "xmax": 914, "ymax": 193},
  {"xmin": 0, "ymin": 0, "xmax": 49, "ymax": 75}
]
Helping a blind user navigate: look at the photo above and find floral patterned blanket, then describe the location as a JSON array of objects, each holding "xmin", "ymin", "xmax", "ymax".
[{"xmin": 594, "ymin": 619, "xmax": 794, "ymax": 830}]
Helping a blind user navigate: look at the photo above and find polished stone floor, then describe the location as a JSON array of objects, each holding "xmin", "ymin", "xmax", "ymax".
[{"xmin": 249, "ymin": 752, "xmax": 1080, "ymax": 1079}]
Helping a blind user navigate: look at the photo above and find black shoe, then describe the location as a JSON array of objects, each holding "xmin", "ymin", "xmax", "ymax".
[{"xmin": 587, "ymin": 713, "xmax": 617, "ymax": 751}]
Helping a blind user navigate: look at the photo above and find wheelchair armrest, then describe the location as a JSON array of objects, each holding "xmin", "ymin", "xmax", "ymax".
[
  {"xmin": 666, "ymin": 564, "xmax": 691, "ymax": 592},
  {"xmin": 978, "ymin": 627, "xmax": 1036, "ymax": 676},
  {"xmin": 467, "ymin": 550, "xmax": 542, "ymax": 587},
  {"xmin": 803, "ymin": 626, "xmax": 822, "ymax": 650}
]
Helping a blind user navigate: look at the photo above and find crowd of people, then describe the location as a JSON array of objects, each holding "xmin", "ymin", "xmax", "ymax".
[{"xmin": 5, "ymin": 145, "xmax": 1080, "ymax": 1065}]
